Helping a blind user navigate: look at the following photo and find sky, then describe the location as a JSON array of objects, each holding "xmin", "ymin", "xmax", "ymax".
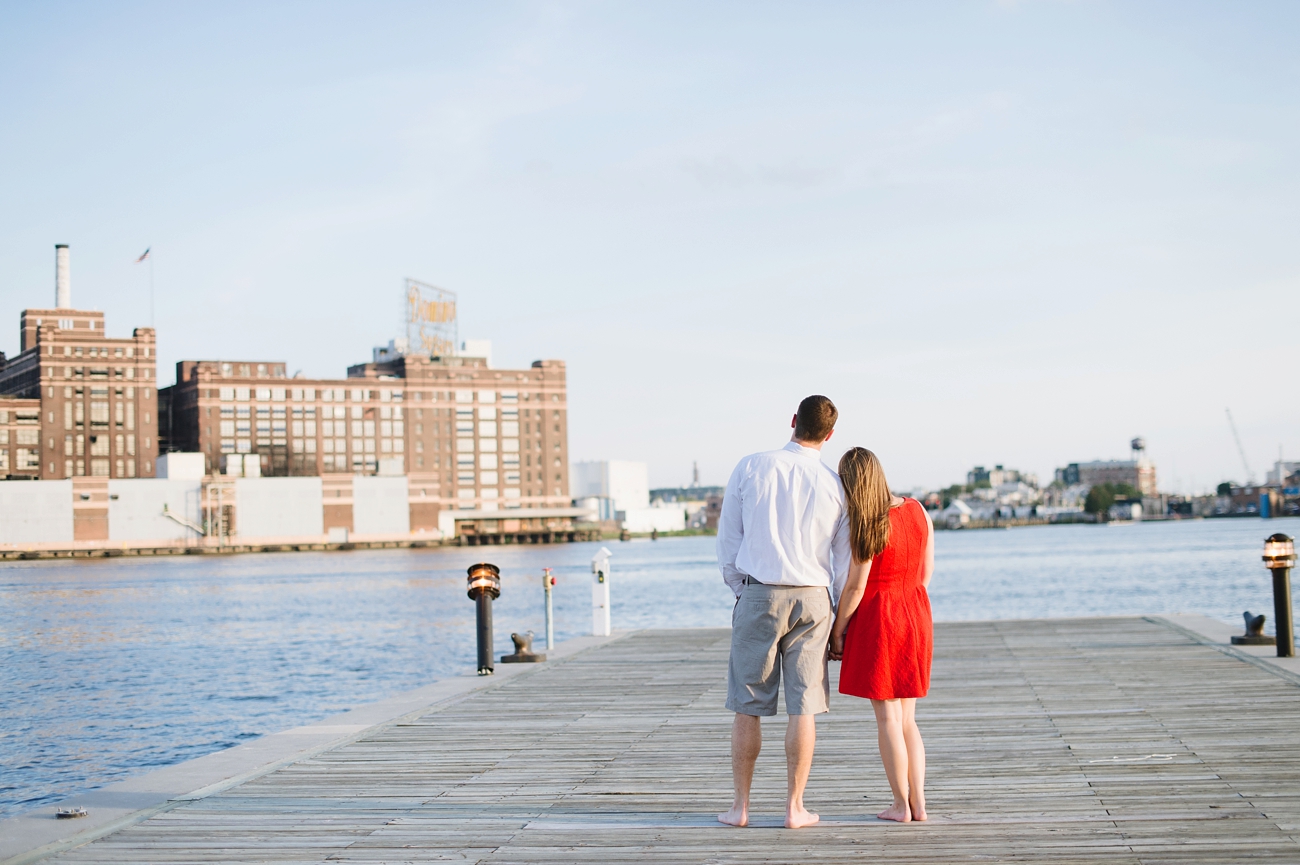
[{"xmin": 1, "ymin": 1, "xmax": 1297, "ymax": 493}]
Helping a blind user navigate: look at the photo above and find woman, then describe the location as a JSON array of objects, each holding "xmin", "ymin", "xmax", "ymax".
[{"xmin": 829, "ymin": 447, "xmax": 934, "ymax": 823}]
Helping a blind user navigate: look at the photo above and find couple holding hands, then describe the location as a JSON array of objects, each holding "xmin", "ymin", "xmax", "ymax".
[{"xmin": 716, "ymin": 395, "xmax": 934, "ymax": 828}]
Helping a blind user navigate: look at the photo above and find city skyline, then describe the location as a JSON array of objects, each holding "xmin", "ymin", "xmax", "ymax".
[{"xmin": 2, "ymin": 2, "xmax": 1298, "ymax": 493}]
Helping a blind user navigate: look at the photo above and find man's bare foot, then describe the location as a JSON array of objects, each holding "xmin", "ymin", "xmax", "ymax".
[
  {"xmin": 785, "ymin": 806, "xmax": 820, "ymax": 829},
  {"xmin": 910, "ymin": 798, "xmax": 927, "ymax": 821},
  {"xmin": 718, "ymin": 804, "xmax": 748, "ymax": 827},
  {"xmin": 877, "ymin": 801, "xmax": 911, "ymax": 823}
]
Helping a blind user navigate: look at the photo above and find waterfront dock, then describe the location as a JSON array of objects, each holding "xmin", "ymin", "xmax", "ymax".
[{"xmin": 7, "ymin": 616, "xmax": 1300, "ymax": 864}]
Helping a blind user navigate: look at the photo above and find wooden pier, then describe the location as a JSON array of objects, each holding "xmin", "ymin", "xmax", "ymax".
[{"xmin": 14, "ymin": 617, "xmax": 1300, "ymax": 863}]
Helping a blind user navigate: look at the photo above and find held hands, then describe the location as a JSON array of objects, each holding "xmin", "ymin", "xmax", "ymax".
[{"xmin": 828, "ymin": 627, "xmax": 845, "ymax": 662}]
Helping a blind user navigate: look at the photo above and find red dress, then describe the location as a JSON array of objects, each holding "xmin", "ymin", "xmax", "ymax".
[{"xmin": 838, "ymin": 498, "xmax": 933, "ymax": 700}]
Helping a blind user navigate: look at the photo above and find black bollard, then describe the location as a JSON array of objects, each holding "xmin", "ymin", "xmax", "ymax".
[
  {"xmin": 1263, "ymin": 534, "xmax": 1296, "ymax": 659},
  {"xmin": 466, "ymin": 563, "xmax": 501, "ymax": 675}
]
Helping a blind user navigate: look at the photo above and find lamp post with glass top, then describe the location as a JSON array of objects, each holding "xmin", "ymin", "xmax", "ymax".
[{"xmin": 1263, "ymin": 534, "xmax": 1296, "ymax": 658}]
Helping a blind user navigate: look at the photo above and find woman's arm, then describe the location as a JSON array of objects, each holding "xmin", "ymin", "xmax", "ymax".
[
  {"xmin": 828, "ymin": 557, "xmax": 870, "ymax": 660},
  {"xmin": 921, "ymin": 505, "xmax": 935, "ymax": 589}
]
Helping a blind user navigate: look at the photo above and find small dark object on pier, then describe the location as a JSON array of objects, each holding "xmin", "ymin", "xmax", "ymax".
[
  {"xmin": 1231, "ymin": 611, "xmax": 1275, "ymax": 645},
  {"xmin": 501, "ymin": 630, "xmax": 546, "ymax": 663},
  {"xmin": 56, "ymin": 807, "xmax": 87, "ymax": 819},
  {"xmin": 619, "ymin": 529, "xmax": 630, "ymax": 541}
]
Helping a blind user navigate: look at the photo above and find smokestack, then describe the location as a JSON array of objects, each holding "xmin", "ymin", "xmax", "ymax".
[{"xmin": 55, "ymin": 244, "xmax": 71, "ymax": 309}]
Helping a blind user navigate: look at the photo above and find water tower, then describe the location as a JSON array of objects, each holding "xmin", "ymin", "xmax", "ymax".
[{"xmin": 1131, "ymin": 437, "xmax": 1147, "ymax": 462}]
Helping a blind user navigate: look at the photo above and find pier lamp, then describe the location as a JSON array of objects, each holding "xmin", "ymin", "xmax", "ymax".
[
  {"xmin": 1263, "ymin": 534, "xmax": 1296, "ymax": 658},
  {"xmin": 466, "ymin": 563, "xmax": 501, "ymax": 675}
]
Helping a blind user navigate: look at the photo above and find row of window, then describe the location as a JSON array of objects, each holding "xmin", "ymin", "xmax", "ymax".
[
  {"xmin": 63, "ymin": 401, "xmax": 138, "ymax": 430},
  {"xmin": 0, "ymin": 447, "xmax": 41, "ymax": 472},
  {"xmin": 0, "ymin": 429, "xmax": 39, "ymax": 445},
  {"xmin": 56, "ymin": 458, "xmax": 148, "ymax": 477},
  {"xmin": 218, "ymin": 437, "xmax": 405, "ymax": 455},
  {"xmin": 59, "ymin": 386, "xmax": 148, "ymax": 400},
  {"xmin": 54, "ymin": 366, "xmax": 150, "ymax": 380},
  {"xmin": 59, "ymin": 433, "xmax": 139, "ymax": 457},
  {"xmin": 212, "ymin": 387, "xmax": 558, "ymax": 405},
  {"xmin": 53, "ymin": 345, "xmax": 149, "ymax": 358}
]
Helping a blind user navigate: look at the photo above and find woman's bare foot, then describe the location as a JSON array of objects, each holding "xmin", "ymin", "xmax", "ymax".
[
  {"xmin": 718, "ymin": 804, "xmax": 748, "ymax": 827},
  {"xmin": 910, "ymin": 797, "xmax": 927, "ymax": 821},
  {"xmin": 785, "ymin": 805, "xmax": 820, "ymax": 829},
  {"xmin": 877, "ymin": 800, "xmax": 911, "ymax": 823}
]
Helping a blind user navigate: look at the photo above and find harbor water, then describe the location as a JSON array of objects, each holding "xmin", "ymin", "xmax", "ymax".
[{"xmin": 2, "ymin": 515, "xmax": 1295, "ymax": 819}]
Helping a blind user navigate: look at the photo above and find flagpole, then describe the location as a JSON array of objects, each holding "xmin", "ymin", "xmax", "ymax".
[{"xmin": 150, "ymin": 253, "xmax": 155, "ymax": 329}]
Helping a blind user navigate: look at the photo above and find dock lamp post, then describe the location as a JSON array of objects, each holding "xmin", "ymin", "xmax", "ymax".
[
  {"xmin": 591, "ymin": 547, "xmax": 612, "ymax": 637},
  {"xmin": 467, "ymin": 563, "xmax": 501, "ymax": 675},
  {"xmin": 1264, "ymin": 534, "xmax": 1296, "ymax": 658}
]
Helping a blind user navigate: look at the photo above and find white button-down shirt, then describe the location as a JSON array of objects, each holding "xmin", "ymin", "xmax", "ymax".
[{"xmin": 717, "ymin": 441, "xmax": 851, "ymax": 602}]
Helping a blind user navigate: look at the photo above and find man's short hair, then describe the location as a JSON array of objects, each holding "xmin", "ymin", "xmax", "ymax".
[{"xmin": 794, "ymin": 395, "xmax": 837, "ymax": 442}]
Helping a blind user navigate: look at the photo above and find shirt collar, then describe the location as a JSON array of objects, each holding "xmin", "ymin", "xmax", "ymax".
[{"xmin": 783, "ymin": 441, "xmax": 822, "ymax": 459}]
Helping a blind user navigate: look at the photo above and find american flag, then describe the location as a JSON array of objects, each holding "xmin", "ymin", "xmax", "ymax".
[{"xmin": 135, "ymin": 247, "xmax": 150, "ymax": 263}]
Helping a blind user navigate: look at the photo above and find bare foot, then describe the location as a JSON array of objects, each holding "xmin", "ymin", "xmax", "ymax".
[
  {"xmin": 877, "ymin": 801, "xmax": 911, "ymax": 823},
  {"xmin": 910, "ymin": 798, "xmax": 927, "ymax": 822},
  {"xmin": 718, "ymin": 804, "xmax": 748, "ymax": 827},
  {"xmin": 785, "ymin": 806, "xmax": 820, "ymax": 829}
]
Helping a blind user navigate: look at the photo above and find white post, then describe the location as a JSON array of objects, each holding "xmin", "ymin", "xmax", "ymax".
[
  {"xmin": 543, "ymin": 568, "xmax": 555, "ymax": 650},
  {"xmin": 591, "ymin": 546, "xmax": 612, "ymax": 637}
]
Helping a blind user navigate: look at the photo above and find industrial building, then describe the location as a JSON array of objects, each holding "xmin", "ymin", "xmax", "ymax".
[
  {"xmin": 1054, "ymin": 438, "xmax": 1158, "ymax": 498},
  {"xmin": 0, "ymin": 245, "xmax": 160, "ymax": 480},
  {"xmin": 1, "ymin": 248, "xmax": 586, "ymax": 547},
  {"xmin": 159, "ymin": 352, "xmax": 571, "ymax": 515}
]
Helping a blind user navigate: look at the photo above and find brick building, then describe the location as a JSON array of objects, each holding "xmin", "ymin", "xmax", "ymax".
[
  {"xmin": 1056, "ymin": 459, "xmax": 1158, "ymax": 497},
  {"xmin": 159, "ymin": 351, "xmax": 571, "ymax": 515},
  {"xmin": 0, "ymin": 245, "xmax": 159, "ymax": 479},
  {"xmin": 0, "ymin": 398, "xmax": 42, "ymax": 478}
]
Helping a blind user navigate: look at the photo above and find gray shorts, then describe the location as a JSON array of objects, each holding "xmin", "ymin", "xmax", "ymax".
[{"xmin": 726, "ymin": 580, "xmax": 832, "ymax": 716}]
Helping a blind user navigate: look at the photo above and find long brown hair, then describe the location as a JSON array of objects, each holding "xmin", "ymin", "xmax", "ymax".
[{"xmin": 838, "ymin": 447, "xmax": 892, "ymax": 563}]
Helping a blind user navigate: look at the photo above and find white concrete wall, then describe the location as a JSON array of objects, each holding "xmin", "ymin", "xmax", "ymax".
[
  {"xmin": 157, "ymin": 453, "xmax": 205, "ymax": 480},
  {"xmin": 620, "ymin": 506, "xmax": 685, "ymax": 533},
  {"xmin": 571, "ymin": 460, "xmax": 649, "ymax": 511},
  {"xmin": 607, "ymin": 460, "xmax": 650, "ymax": 511},
  {"xmin": 352, "ymin": 475, "xmax": 410, "ymax": 535},
  {"xmin": 235, "ymin": 477, "xmax": 323, "ymax": 538},
  {"xmin": 108, "ymin": 479, "xmax": 203, "ymax": 542},
  {"xmin": 0, "ymin": 480, "xmax": 73, "ymax": 543}
]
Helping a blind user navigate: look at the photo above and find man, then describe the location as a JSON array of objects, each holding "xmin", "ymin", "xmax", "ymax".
[{"xmin": 716, "ymin": 394, "xmax": 850, "ymax": 829}]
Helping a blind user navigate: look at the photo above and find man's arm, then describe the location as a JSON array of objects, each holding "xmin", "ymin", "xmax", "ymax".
[
  {"xmin": 716, "ymin": 461, "xmax": 747, "ymax": 598},
  {"xmin": 830, "ymin": 507, "xmax": 851, "ymax": 609}
]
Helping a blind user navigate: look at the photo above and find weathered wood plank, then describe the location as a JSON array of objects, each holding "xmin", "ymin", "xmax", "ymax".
[{"xmin": 45, "ymin": 618, "xmax": 1300, "ymax": 863}]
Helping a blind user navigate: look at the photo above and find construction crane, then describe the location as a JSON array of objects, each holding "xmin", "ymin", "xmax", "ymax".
[{"xmin": 1225, "ymin": 408, "xmax": 1256, "ymax": 484}]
